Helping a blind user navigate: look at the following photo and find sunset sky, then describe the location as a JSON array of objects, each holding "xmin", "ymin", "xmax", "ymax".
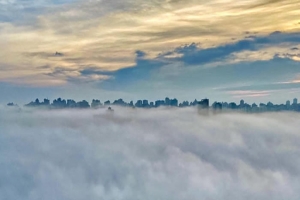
[{"xmin": 1, "ymin": 0, "xmax": 300, "ymax": 104}]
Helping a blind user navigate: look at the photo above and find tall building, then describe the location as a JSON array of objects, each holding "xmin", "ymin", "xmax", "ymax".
[
  {"xmin": 104, "ymin": 100, "xmax": 111, "ymax": 106},
  {"xmin": 240, "ymin": 99, "xmax": 245, "ymax": 107},
  {"xmin": 212, "ymin": 102, "xmax": 222, "ymax": 110},
  {"xmin": 293, "ymin": 98, "xmax": 298, "ymax": 105},
  {"xmin": 198, "ymin": 99, "xmax": 209, "ymax": 109},
  {"xmin": 229, "ymin": 102, "xmax": 237, "ymax": 109},
  {"xmin": 170, "ymin": 98, "xmax": 178, "ymax": 107},
  {"xmin": 135, "ymin": 100, "xmax": 143, "ymax": 107},
  {"xmin": 155, "ymin": 100, "xmax": 165, "ymax": 107},
  {"xmin": 142, "ymin": 100, "xmax": 149, "ymax": 107},
  {"xmin": 165, "ymin": 97, "xmax": 170, "ymax": 106}
]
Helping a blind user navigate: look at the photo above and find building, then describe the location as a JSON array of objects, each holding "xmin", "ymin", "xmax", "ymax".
[
  {"xmin": 198, "ymin": 99, "xmax": 209, "ymax": 109},
  {"xmin": 293, "ymin": 98, "xmax": 298, "ymax": 105}
]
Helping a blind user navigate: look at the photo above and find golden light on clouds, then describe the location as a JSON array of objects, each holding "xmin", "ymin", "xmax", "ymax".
[{"xmin": 0, "ymin": 0, "xmax": 300, "ymax": 86}]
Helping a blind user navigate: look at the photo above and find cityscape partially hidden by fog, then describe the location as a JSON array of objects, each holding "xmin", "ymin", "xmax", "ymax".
[
  {"xmin": 1, "ymin": 107, "xmax": 300, "ymax": 200},
  {"xmin": 6, "ymin": 96, "xmax": 300, "ymax": 113},
  {"xmin": 1, "ymin": 0, "xmax": 300, "ymax": 199}
]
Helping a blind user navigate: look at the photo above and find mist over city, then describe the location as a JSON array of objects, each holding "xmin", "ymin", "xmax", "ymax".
[
  {"xmin": 1, "ymin": 0, "xmax": 300, "ymax": 199},
  {"xmin": 1, "ymin": 106, "xmax": 300, "ymax": 200}
]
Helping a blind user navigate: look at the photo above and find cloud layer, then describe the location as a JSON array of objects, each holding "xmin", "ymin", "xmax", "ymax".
[
  {"xmin": 1, "ymin": 107, "xmax": 300, "ymax": 200},
  {"xmin": 1, "ymin": 0, "xmax": 300, "ymax": 102}
]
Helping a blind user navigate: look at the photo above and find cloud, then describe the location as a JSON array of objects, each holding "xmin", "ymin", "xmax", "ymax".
[
  {"xmin": 80, "ymin": 55, "xmax": 300, "ymax": 94},
  {"xmin": 1, "ymin": 0, "xmax": 300, "ymax": 81},
  {"xmin": 223, "ymin": 82, "xmax": 300, "ymax": 93},
  {"xmin": 46, "ymin": 67, "xmax": 111, "ymax": 84},
  {"xmin": 159, "ymin": 32, "xmax": 300, "ymax": 65},
  {"xmin": 1, "ymin": 107, "xmax": 300, "ymax": 199},
  {"xmin": 1, "ymin": 0, "xmax": 300, "ymax": 101}
]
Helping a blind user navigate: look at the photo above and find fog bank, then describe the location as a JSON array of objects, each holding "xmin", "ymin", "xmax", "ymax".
[{"xmin": 1, "ymin": 107, "xmax": 300, "ymax": 200}]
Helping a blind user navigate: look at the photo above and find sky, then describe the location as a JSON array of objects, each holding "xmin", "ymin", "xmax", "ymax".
[
  {"xmin": 1, "ymin": 0, "xmax": 300, "ymax": 104},
  {"xmin": 2, "ymin": 107, "xmax": 300, "ymax": 200}
]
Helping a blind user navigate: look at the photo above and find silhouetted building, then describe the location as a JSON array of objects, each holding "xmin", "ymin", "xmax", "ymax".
[
  {"xmin": 42, "ymin": 99, "xmax": 50, "ymax": 106},
  {"xmin": 52, "ymin": 98, "xmax": 67, "ymax": 108},
  {"xmin": 190, "ymin": 99, "xmax": 198, "ymax": 106},
  {"xmin": 135, "ymin": 100, "xmax": 143, "ymax": 107},
  {"xmin": 76, "ymin": 100, "xmax": 90, "ymax": 108},
  {"xmin": 67, "ymin": 99, "xmax": 77, "ymax": 108},
  {"xmin": 129, "ymin": 101, "xmax": 134, "ymax": 107},
  {"xmin": 240, "ymin": 99, "xmax": 245, "ymax": 108},
  {"xmin": 179, "ymin": 101, "xmax": 189, "ymax": 107},
  {"xmin": 293, "ymin": 98, "xmax": 298, "ymax": 105},
  {"xmin": 91, "ymin": 99, "xmax": 102, "ymax": 108},
  {"xmin": 222, "ymin": 102, "xmax": 229, "ymax": 108},
  {"xmin": 251, "ymin": 103, "xmax": 258, "ymax": 112},
  {"xmin": 228, "ymin": 102, "xmax": 237, "ymax": 109},
  {"xmin": 266, "ymin": 102, "xmax": 274, "ymax": 111},
  {"xmin": 107, "ymin": 107, "xmax": 114, "ymax": 112},
  {"xmin": 212, "ymin": 102, "xmax": 222, "ymax": 110},
  {"xmin": 198, "ymin": 99, "xmax": 209, "ymax": 109},
  {"xmin": 25, "ymin": 98, "xmax": 40, "ymax": 107},
  {"xmin": 155, "ymin": 100, "xmax": 165, "ymax": 107},
  {"xmin": 165, "ymin": 97, "xmax": 170, "ymax": 106},
  {"xmin": 19, "ymin": 96, "xmax": 300, "ymax": 113},
  {"xmin": 113, "ymin": 99, "xmax": 126, "ymax": 106},
  {"xmin": 104, "ymin": 100, "xmax": 111, "ymax": 106},
  {"xmin": 170, "ymin": 98, "xmax": 178, "ymax": 107},
  {"xmin": 142, "ymin": 100, "xmax": 149, "ymax": 107}
]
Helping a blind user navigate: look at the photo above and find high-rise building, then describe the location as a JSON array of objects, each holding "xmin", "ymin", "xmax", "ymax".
[
  {"xmin": 142, "ymin": 100, "xmax": 149, "ymax": 107},
  {"xmin": 165, "ymin": 97, "xmax": 170, "ymax": 106},
  {"xmin": 240, "ymin": 99, "xmax": 245, "ymax": 107},
  {"xmin": 135, "ymin": 100, "xmax": 143, "ymax": 107},
  {"xmin": 155, "ymin": 100, "xmax": 165, "ymax": 107},
  {"xmin": 212, "ymin": 102, "xmax": 222, "ymax": 110},
  {"xmin": 293, "ymin": 98, "xmax": 298, "ymax": 105},
  {"xmin": 170, "ymin": 98, "xmax": 178, "ymax": 107},
  {"xmin": 198, "ymin": 99, "xmax": 209, "ymax": 109},
  {"xmin": 104, "ymin": 100, "xmax": 111, "ymax": 106}
]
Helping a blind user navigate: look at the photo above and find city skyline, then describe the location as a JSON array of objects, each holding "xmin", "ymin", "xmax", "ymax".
[
  {"xmin": 6, "ymin": 96, "xmax": 300, "ymax": 113},
  {"xmin": 2, "ymin": 2, "xmax": 300, "ymax": 200}
]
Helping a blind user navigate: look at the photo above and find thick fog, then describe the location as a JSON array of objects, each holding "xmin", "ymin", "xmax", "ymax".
[{"xmin": 1, "ymin": 107, "xmax": 300, "ymax": 200}]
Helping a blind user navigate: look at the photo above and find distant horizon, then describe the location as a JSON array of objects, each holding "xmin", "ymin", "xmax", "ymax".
[
  {"xmin": 5, "ymin": 96, "xmax": 300, "ymax": 109},
  {"xmin": 4, "ymin": 96, "xmax": 300, "ymax": 106}
]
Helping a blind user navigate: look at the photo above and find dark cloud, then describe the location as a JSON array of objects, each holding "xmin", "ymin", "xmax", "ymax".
[
  {"xmin": 159, "ymin": 31, "xmax": 300, "ymax": 65},
  {"xmin": 25, "ymin": 51, "xmax": 65, "ymax": 58},
  {"xmin": 135, "ymin": 50, "xmax": 146, "ymax": 58}
]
